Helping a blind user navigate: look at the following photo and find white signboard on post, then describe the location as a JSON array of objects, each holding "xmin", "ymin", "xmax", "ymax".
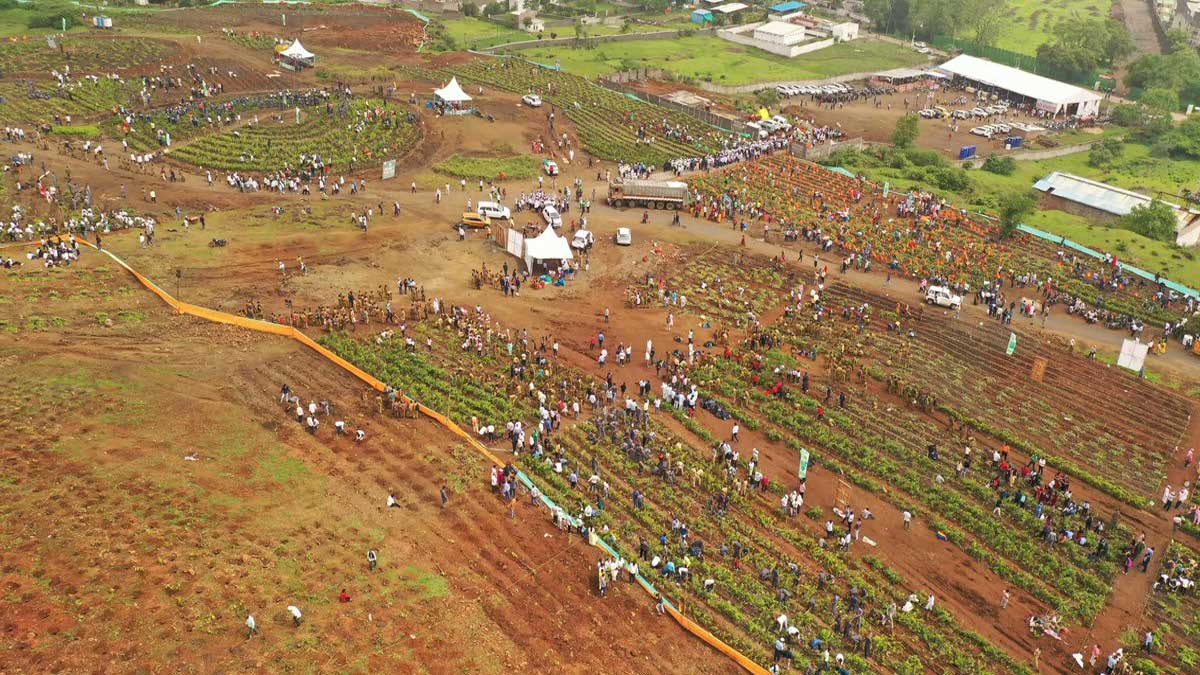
[
  {"xmin": 381, "ymin": 160, "xmax": 397, "ymax": 181},
  {"xmin": 1116, "ymin": 338, "xmax": 1149, "ymax": 372}
]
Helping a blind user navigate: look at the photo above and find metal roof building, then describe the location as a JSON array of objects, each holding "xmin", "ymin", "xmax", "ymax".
[
  {"xmin": 1034, "ymin": 171, "xmax": 1200, "ymax": 246},
  {"xmin": 935, "ymin": 55, "xmax": 1102, "ymax": 117}
]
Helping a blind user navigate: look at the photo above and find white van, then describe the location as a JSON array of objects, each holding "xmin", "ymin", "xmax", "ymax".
[
  {"xmin": 477, "ymin": 201, "xmax": 511, "ymax": 221},
  {"xmin": 542, "ymin": 205, "xmax": 562, "ymax": 228}
]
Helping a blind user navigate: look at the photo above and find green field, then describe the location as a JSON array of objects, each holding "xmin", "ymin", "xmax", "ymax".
[
  {"xmin": 992, "ymin": 0, "xmax": 1114, "ymax": 56},
  {"xmin": 516, "ymin": 36, "xmax": 929, "ymax": 84},
  {"xmin": 437, "ymin": 17, "xmax": 528, "ymax": 50}
]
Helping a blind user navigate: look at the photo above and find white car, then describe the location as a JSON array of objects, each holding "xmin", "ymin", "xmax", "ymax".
[
  {"xmin": 477, "ymin": 201, "xmax": 511, "ymax": 221},
  {"xmin": 542, "ymin": 205, "xmax": 562, "ymax": 228},
  {"xmin": 571, "ymin": 229, "xmax": 595, "ymax": 250},
  {"xmin": 522, "ymin": 94, "xmax": 542, "ymax": 107},
  {"xmin": 543, "ymin": 159, "xmax": 559, "ymax": 176},
  {"xmin": 925, "ymin": 285, "xmax": 962, "ymax": 309},
  {"xmin": 615, "ymin": 227, "xmax": 632, "ymax": 246}
]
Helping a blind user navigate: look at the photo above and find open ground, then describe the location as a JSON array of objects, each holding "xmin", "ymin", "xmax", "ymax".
[{"xmin": 4, "ymin": 3, "xmax": 1200, "ymax": 675}]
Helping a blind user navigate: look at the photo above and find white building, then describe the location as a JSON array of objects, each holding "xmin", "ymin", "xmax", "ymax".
[
  {"xmin": 753, "ymin": 21, "xmax": 807, "ymax": 46},
  {"xmin": 717, "ymin": 14, "xmax": 859, "ymax": 58}
]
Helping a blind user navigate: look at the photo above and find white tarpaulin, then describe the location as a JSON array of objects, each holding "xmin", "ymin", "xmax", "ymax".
[
  {"xmin": 523, "ymin": 225, "xmax": 573, "ymax": 271},
  {"xmin": 280, "ymin": 39, "xmax": 315, "ymax": 61},
  {"xmin": 506, "ymin": 228, "xmax": 524, "ymax": 260},
  {"xmin": 1117, "ymin": 338, "xmax": 1150, "ymax": 372},
  {"xmin": 434, "ymin": 77, "xmax": 472, "ymax": 104}
]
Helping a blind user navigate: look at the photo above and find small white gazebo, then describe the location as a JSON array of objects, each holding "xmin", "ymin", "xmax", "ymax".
[
  {"xmin": 523, "ymin": 225, "xmax": 573, "ymax": 271},
  {"xmin": 277, "ymin": 39, "xmax": 316, "ymax": 70},
  {"xmin": 434, "ymin": 77, "xmax": 473, "ymax": 105}
]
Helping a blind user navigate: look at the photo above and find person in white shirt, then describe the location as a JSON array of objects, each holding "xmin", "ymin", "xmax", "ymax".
[
  {"xmin": 245, "ymin": 614, "xmax": 258, "ymax": 638},
  {"xmin": 287, "ymin": 605, "xmax": 302, "ymax": 626}
]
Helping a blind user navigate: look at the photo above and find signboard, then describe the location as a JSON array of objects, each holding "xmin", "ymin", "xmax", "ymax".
[
  {"xmin": 798, "ymin": 448, "xmax": 810, "ymax": 480},
  {"xmin": 1036, "ymin": 99, "xmax": 1058, "ymax": 113},
  {"xmin": 958, "ymin": 145, "xmax": 976, "ymax": 160},
  {"xmin": 1005, "ymin": 332, "xmax": 1017, "ymax": 356},
  {"xmin": 1116, "ymin": 338, "xmax": 1149, "ymax": 372},
  {"xmin": 381, "ymin": 160, "xmax": 396, "ymax": 181}
]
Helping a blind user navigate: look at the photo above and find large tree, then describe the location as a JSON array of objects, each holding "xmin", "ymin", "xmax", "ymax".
[
  {"xmin": 891, "ymin": 114, "xmax": 920, "ymax": 148},
  {"xmin": 1037, "ymin": 17, "xmax": 1134, "ymax": 78},
  {"xmin": 998, "ymin": 191, "xmax": 1037, "ymax": 240},
  {"xmin": 1118, "ymin": 200, "xmax": 1179, "ymax": 242},
  {"xmin": 1125, "ymin": 46, "xmax": 1200, "ymax": 105}
]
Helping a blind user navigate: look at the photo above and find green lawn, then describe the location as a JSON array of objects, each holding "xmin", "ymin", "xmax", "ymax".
[
  {"xmin": 517, "ymin": 36, "xmax": 930, "ymax": 84},
  {"xmin": 437, "ymin": 17, "xmax": 527, "ymax": 51},
  {"xmin": 992, "ymin": 0, "xmax": 1114, "ymax": 56},
  {"xmin": 1023, "ymin": 210, "xmax": 1200, "ymax": 288}
]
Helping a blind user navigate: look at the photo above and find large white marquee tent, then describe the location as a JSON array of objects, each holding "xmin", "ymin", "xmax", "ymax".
[{"xmin": 935, "ymin": 55, "xmax": 1102, "ymax": 117}]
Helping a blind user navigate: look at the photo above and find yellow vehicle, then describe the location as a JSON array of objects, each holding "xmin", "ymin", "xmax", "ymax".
[
  {"xmin": 934, "ymin": 106, "xmax": 950, "ymax": 119},
  {"xmin": 460, "ymin": 212, "xmax": 492, "ymax": 229}
]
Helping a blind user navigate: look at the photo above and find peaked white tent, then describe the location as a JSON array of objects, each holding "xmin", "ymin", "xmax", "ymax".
[
  {"xmin": 523, "ymin": 225, "xmax": 573, "ymax": 271},
  {"xmin": 277, "ymin": 39, "xmax": 315, "ymax": 70},
  {"xmin": 434, "ymin": 77, "xmax": 473, "ymax": 104}
]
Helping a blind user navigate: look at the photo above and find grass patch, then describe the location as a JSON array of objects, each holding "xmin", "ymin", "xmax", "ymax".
[
  {"xmin": 257, "ymin": 455, "xmax": 310, "ymax": 485},
  {"xmin": 399, "ymin": 565, "xmax": 449, "ymax": 599},
  {"xmin": 993, "ymin": 0, "xmax": 1115, "ymax": 56},
  {"xmin": 516, "ymin": 37, "xmax": 929, "ymax": 84},
  {"xmin": 50, "ymin": 124, "xmax": 99, "ymax": 138},
  {"xmin": 436, "ymin": 17, "xmax": 527, "ymax": 51},
  {"xmin": 433, "ymin": 154, "xmax": 540, "ymax": 180}
]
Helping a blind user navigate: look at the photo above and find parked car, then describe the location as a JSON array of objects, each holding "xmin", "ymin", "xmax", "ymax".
[
  {"xmin": 543, "ymin": 159, "xmax": 559, "ymax": 176},
  {"xmin": 925, "ymin": 285, "xmax": 962, "ymax": 309},
  {"xmin": 522, "ymin": 94, "xmax": 542, "ymax": 107},
  {"xmin": 477, "ymin": 201, "xmax": 511, "ymax": 221},
  {"xmin": 615, "ymin": 227, "xmax": 632, "ymax": 246},
  {"xmin": 542, "ymin": 205, "xmax": 562, "ymax": 228},
  {"xmin": 460, "ymin": 212, "xmax": 491, "ymax": 229},
  {"xmin": 571, "ymin": 229, "xmax": 595, "ymax": 250}
]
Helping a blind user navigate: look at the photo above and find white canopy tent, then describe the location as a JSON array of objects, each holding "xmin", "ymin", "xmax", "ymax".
[
  {"xmin": 434, "ymin": 77, "xmax": 473, "ymax": 105},
  {"xmin": 278, "ymin": 39, "xmax": 316, "ymax": 68},
  {"xmin": 523, "ymin": 225, "xmax": 573, "ymax": 271},
  {"xmin": 934, "ymin": 55, "xmax": 1101, "ymax": 117}
]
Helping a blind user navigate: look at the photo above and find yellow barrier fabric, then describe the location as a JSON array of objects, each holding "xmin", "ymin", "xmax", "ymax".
[
  {"xmin": 80, "ymin": 240, "xmax": 769, "ymax": 675},
  {"xmin": 666, "ymin": 605, "xmax": 771, "ymax": 675}
]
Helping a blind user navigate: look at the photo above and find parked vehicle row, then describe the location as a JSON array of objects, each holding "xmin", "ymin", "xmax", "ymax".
[
  {"xmin": 969, "ymin": 123, "xmax": 1013, "ymax": 138},
  {"xmin": 775, "ymin": 82, "xmax": 853, "ymax": 97}
]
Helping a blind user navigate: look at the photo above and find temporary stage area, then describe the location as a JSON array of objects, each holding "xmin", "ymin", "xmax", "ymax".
[
  {"xmin": 934, "ymin": 55, "xmax": 1102, "ymax": 117},
  {"xmin": 433, "ymin": 77, "xmax": 473, "ymax": 114},
  {"xmin": 523, "ymin": 225, "xmax": 573, "ymax": 272},
  {"xmin": 276, "ymin": 40, "xmax": 316, "ymax": 71}
]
